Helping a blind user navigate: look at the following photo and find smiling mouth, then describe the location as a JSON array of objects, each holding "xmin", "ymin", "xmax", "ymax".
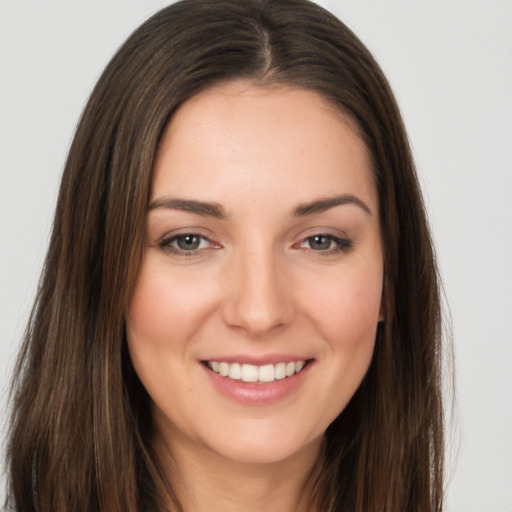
[{"xmin": 204, "ymin": 360, "xmax": 311, "ymax": 384}]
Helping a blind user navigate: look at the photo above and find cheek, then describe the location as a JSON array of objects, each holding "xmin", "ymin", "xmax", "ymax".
[
  {"xmin": 300, "ymin": 263, "xmax": 383, "ymax": 349},
  {"xmin": 306, "ymin": 268, "xmax": 382, "ymax": 416},
  {"xmin": 127, "ymin": 259, "xmax": 216, "ymax": 346},
  {"xmin": 125, "ymin": 259, "xmax": 218, "ymax": 403}
]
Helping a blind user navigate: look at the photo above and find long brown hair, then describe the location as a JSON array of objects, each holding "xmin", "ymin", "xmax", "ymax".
[{"xmin": 6, "ymin": 0, "xmax": 446, "ymax": 510}]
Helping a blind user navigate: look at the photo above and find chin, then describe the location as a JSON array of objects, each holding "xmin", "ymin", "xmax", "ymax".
[{"xmin": 196, "ymin": 418, "xmax": 325, "ymax": 467}]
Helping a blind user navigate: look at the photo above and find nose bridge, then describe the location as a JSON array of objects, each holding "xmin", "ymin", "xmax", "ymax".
[{"xmin": 223, "ymin": 240, "xmax": 293, "ymax": 335}]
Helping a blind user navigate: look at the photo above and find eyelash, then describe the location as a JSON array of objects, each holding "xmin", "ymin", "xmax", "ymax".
[
  {"xmin": 158, "ymin": 233, "xmax": 352, "ymax": 257},
  {"xmin": 296, "ymin": 234, "xmax": 352, "ymax": 254},
  {"xmin": 159, "ymin": 234, "xmax": 214, "ymax": 257}
]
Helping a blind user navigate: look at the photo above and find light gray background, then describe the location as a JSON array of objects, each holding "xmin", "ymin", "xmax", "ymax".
[{"xmin": 1, "ymin": 1, "xmax": 511, "ymax": 510}]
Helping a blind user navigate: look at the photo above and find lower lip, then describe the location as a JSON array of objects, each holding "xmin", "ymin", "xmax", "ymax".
[{"xmin": 201, "ymin": 362, "xmax": 313, "ymax": 405}]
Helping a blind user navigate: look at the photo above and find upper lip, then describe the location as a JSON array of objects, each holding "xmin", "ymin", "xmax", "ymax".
[{"xmin": 200, "ymin": 354, "xmax": 313, "ymax": 365}]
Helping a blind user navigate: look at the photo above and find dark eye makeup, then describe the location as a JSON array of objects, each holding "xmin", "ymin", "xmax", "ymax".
[
  {"xmin": 298, "ymin": 234, "xmax": 352, "ymax": 253},
  {"xmin": 159, "ymin": 234, "xmax": 213, "ymax": 256},
  {"xmin": 158, "ymin": 232, "xmax": 353, "ymax": 258}
]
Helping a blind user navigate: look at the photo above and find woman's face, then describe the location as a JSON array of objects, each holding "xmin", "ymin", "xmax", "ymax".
[{"xmin": 126, "ymin": 82, "xmax": 383, "ymax": 466}]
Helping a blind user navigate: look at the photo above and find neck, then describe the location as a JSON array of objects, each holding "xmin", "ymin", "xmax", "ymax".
[{"xmin": 154, "ymin": 429, "xmax": 324, "ymax": 512}]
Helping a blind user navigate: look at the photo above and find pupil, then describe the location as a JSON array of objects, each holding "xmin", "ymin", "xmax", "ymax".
[
  {"xmin": 311, "ymin": 235, "xmax": 330, "ymax": 250},
  {"xmin": 177, "ymin": 235, "xmax": 200, "ymax": 250}
]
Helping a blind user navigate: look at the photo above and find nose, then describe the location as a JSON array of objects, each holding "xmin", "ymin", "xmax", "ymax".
[{"xmin": 221, "ymin": 246, "xmax": 295, "ymax": 336}]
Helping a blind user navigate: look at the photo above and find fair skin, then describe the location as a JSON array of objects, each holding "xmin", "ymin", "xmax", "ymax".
[{"xmin": 126, "ymin": 81, "xmax": 383, "ymax": 511}]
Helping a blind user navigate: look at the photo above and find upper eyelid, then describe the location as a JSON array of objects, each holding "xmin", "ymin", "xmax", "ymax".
[
  {"xmin": 154, "ymin": 228, "xmax": 352, "ymax": 248},
  {"xmin": 296, "ymin": 233, "xmax": 352, "ymax": 248},
  {"xmin": 156, "ymin": 227, "xmax": 216, "ymax": 243},
  {"xmin": 299, "ymin": 234, "xmax": 343, "ymax": 243},
  {"xmin": 167, "ymin": 233, "xmax": 209, "ymax": 242},
  {"xmin": 293, "ymin": 228, "xmax": 350, "ymax": 244},
  {"xmin": 158, "ymin": 233, "xmax": 218, "ymax": 258},
  {"xmin": 161, "ymin": 233, "xmax": 214, "ymax": 246},
  {"xmin": 164, "ymin": 232, "xmax": 210, "ymax": 240}
]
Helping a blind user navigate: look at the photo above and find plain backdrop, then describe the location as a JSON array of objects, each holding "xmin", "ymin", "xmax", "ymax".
[{"xmin": 1, "ymin": 1, "xmax": 511, "ymax": 511}]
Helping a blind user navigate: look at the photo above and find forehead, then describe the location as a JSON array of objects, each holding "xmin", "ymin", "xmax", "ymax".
[
  {"xmin": 151, "ymin": 81, "xmax": 376, "ymax": 212},
  {"xmin": 163, "ymin": 81, "xmax": 364, "ymax": 154}
]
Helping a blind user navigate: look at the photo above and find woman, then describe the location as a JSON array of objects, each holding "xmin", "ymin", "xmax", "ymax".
[{"xmin": 6, "ymin": 0, "xmax": 445, "ymax": 510}]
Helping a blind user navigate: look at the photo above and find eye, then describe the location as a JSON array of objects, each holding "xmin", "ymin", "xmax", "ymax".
[
  {"xmin": 159, "ymin": 233, "xmax": 214, "ymax": 255},
  {"xmin": 298, "ymin": 234, "xmax": 352, "ymax": 253}
]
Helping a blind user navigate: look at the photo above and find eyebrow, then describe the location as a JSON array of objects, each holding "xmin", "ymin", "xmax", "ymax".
[
  {"xmin": 292, "ymin": 194, "xmax": 373, "ymax": 217},
  {"xmin": 148, "ymin": 198, "xmax": 227, "ymax": 219},
  {"xmin": 148, "ymin": 193, "xmax": 372, "ymax": 219}
]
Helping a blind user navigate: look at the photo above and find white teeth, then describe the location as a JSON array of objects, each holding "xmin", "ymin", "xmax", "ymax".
[
  {"xmin": 275, "ymin": 362, "xmax": 286, "ymax": 380},
  {"xmin": 219, "ymin": 362, "xmax": 229, "ymax": 377},
  {"xmin": 206, "ymin": 360, "xmax": 308, "ymax": 383},
  {"xmin": 241, "ymin": 364, "xmax": 259, "ymax": 382},
  {"xmin": 258, "ymin": 364, "xmax": 275, "ymax": 383},
  {"xmin": 228, "ymin": 362, "xmax": 241, "ymax": 380}
]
